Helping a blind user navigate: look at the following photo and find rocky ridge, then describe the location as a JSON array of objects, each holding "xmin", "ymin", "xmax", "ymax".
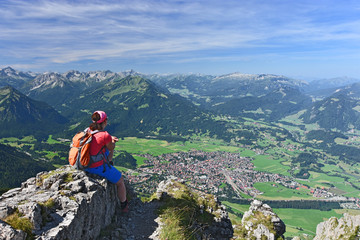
[
  {"xmin": 2, "ymin": 165, "xmax": 359, "ymax": 240},
  {"xmin": 0, "ymin": 166, "xmax": 233, "ymax": 240},
  {"xmin": 235, "ymin": 199, "xmax": 286, "ymax": 240},
  {"xmin": 0, "ymin": 166, "xmax": 119, "ymax": 240},
  {"xmin": 313, "ymin": 213, "xmax": 360, "ymax": 240}
]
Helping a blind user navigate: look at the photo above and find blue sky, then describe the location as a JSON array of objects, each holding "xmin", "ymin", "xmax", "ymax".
[{"xmin": 1, "ymin": 0, "xmax": 360, "ymax": 79}]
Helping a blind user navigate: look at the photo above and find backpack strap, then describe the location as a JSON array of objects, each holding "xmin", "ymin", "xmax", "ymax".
[
  {"xmin": 102, "ymin": 148, "xmax": 112, "ymax": 173},
  {"xmin": 86, "ymin": 128, "xmax": 112, "ymax": 172}
]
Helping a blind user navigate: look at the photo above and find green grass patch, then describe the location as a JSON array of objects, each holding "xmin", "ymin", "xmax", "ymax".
[
  {"xmin": 222, "ymin": 201, "xmax": 250, "ymax": 214},
  {"xmin": 252, "ymin": 155, "xmax": 291, "ymax": 176},
  {"xmin": 114, "ymin": 166, "xmax": 128, "ymax": 172},
  {"xmin": 115, "ymin": 137, "xmax": 240, "ymax": 156},
  {"xmin": 273, "ymin": 207, "xmax": 342, "ymax": 238},
  {"xmin": 254, "ymin": 182, "xmax": 313, "ymax": 200},
  {"xmin": 223, "ymin": 201, "xmax": 343, "ymax": 239},
  {"xmin": 309, "ymin": 171, "xmax": 344, "ymax": 183},
  {"xmin": 304, "ymin": 171, "xmax": 360, "ymax": 197},
  {"xmin": 4, "ymin": 210, "xmax": 34, "ymax": 239},
  {"xmin": 46, "ymin": 135, "xmax": 61, "ymax": 144},
  {"xmin": 153, "ymin": 181, "xmax": 219, "ymax": 240},
  {"xmin": 133, "ymin": 155, "xmax": 147, "ymax": 167},
  {"xmin": 239, "ymin": 149, "xmax": 256, "ymax": 157},
  {"xmin": 321, "ymin": 163, "xmax": 341, "ymax": 172},
  {"xmin": 332, "ymin": 182, "xmax": 360, "ymax": 198},
  {"xmin": 41, "ymin": 150, "xmax": 60, "ymax": 159}
]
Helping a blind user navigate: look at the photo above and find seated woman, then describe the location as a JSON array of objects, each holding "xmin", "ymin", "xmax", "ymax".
[{"xmin": 85, "ymin": 110, "xmax": 128, "ymax": 212}]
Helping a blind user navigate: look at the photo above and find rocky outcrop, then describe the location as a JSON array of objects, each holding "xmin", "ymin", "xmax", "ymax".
[
  {"xmin": 313, "ymin": 213, "xmax": 360, "ymax": 240},
  {"xmin": 0, "ymin": 166, "xmax": 119, "ymax": 240},
  {"xmin": 0, "ymin": 168, "xmax": 234, "ymax": 240},
  {"xmin": 151, "ymin": 179, "xmax": 234, "ymax": 240},
  {"xmin": 237, "ymin": 200, "xmax": 286, "ymax": 240}
]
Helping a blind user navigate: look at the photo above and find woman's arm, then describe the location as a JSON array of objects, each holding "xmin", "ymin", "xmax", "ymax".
[
  {"xmin": 105, "ymin": 136, "xmax": 118, "ymax": 150},
  {"xmin": 106, "ymin": 135, "xmax": 118, "ymax": 162}
]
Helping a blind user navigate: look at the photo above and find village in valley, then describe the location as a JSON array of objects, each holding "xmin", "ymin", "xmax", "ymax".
[{"xmin": 126, "ymin": 150, "xmax": 358, "ymax": 208}]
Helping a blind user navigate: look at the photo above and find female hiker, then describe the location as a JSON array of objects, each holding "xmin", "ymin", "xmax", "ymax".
[{"xmin": 85, "ymin": 110, "xmax": 128, "ymax": 212}]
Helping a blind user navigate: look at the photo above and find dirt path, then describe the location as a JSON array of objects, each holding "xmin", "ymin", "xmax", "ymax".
[{"xmin": 99, "ymin": 198, "xmax": 163, "ymax": 240}]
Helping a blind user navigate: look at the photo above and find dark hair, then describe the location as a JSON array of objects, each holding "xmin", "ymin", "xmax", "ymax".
[{"xmin": 89, "ymin": 112, "xmax": 107, "ymax": 131}]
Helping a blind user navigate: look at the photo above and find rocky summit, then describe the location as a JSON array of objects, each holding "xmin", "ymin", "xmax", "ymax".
[
  {"xmin": 0, "ymin": 166, "xmax": 119, "ymax": 240},
  {"xmin": 238, "ymin": 200, "xmax": 286, "ymax": 240},
  {"xmin": 2, "ymin": 165, "xmax": 359, "ymax": 240},
  {"xmin": 0, "ymin": 166, "xmax": 233, "ymax": 240},
  {"xmin": 313, "ymin": 213, "xmax": 360, "ymax": 240}
]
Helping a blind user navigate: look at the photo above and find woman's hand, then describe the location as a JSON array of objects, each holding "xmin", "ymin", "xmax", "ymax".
[{"xmin": 112, "ymin": 136, "xmax": 119, "ymax": 143}]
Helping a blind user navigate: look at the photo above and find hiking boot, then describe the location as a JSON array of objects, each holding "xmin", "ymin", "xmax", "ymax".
[
  {"xmin": 121, "ymin": 199, "xmax": 129, "ymax": 213},
  {"xmin": 121, "ymin": 203, "xmax": 129, "ymax": 213}
]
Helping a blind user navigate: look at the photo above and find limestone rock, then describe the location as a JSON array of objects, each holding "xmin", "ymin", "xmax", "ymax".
[
  {"xmin": 0, "ymin": 166, "xmax": 119, "ymax": 240},
  {"xmin": 240, "ymin": 200, "xmax": 286, "ymax": 240},
  {"xmin": 313, "ymin": 213, "xmax": 360, "ymax": 240},
  {"xmin": 0, "ymin": 168, "xmax": 235, "ymax": 240},
  {"xmin": 0, "ymin": 219, "xmax": 26, "ymax": 240},
  {"xmin": 154, "ymin": 179, "xmax": 233, "ymax": 240}
]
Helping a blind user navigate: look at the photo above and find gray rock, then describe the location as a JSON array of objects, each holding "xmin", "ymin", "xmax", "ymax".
[
  {"xmin": 0, "ymin": 166, "xmax": 119, "ymax": 240},
  {"xmin": 241, "ymin": 200, "xmax": 286, "ymax": 239},
  {"xmin": 313, "ymin": 213, "xmax": 360, "ymax": 240},
  {"xmin": 154, "ymin": 179, "xmax": 234, "ymax": 239},
  {"xmin": 0, "ymin": 219, "xmax": 26, "ymax": 240}
]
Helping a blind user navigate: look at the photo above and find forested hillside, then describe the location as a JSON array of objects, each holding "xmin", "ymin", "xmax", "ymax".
[
  {"xmin": 0, "ymin": 86, "xmax": 68, "ymax": 138},
  {"xmin": 0, "ymin": 143, "xmax": 54, "ymax": 191},
  {"xmin": 213, "ymin": 87, "xmax": 312, "ymax": 121}
]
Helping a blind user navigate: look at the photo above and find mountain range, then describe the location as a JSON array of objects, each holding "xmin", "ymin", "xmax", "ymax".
[{"xmin": 1, "ymin": 66, "xmax": 360, "ymax": 137}]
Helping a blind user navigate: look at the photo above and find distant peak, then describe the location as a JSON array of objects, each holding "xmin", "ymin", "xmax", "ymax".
[{"xmin": 1, "ymin": 66, "xmax": 16, "ymax": 72}]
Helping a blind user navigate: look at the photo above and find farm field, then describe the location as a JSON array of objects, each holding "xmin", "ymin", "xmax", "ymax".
[
  {"xmin": 222, "ymin": 201, "xmax": 345, "ymax": 239},
  {"xmin": 251, "ymin": 155, "xmax": 291, "ymax": 176},
  {"xmin": 115, "ymin": 137, "xmax": 240, "ymax": 156},
  {"xmin": 254, "ymin": 182, "xmax": 314, "ymax": 200}
]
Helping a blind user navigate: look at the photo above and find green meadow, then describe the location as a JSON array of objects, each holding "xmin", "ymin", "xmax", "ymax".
[
  {"xmin": 252, "ymin": 155, "xmax": 291, "ymax": 176},
  {"xmin": 115, "ymin": 137, "xmax": 240, "ymax": 156},
  {"xmin": 222, "ymin": 201, "xmax": 344, "ymax": 239},
  {"xmin": 306, "ymin": 171, "xmax": 360, "ymax": 198},
  {"xmin": 254, "ymin": 182, "xmax": 313, "ymax": 200}
]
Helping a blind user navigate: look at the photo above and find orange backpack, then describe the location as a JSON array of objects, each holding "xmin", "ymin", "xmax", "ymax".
[{"xmin": 68, "ymin": 129, "xmax": 94, "ymax": 170}]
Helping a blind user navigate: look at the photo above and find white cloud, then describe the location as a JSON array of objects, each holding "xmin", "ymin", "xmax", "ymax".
[{"xmin": 1, "ymin": 0, "xmax": 360, "ymax": 75}]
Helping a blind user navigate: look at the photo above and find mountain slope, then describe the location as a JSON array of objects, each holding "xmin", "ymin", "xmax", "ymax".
[
  {"xmin": 304, "ymin": 77, "xmax": 360, "ymax": 99},
  {"xmin": 22, "ymin": 72, "xmax": 85, "ymax": 110},
  {"xmin": 213, "ymin": 87, "xmax": 312, "ymax": 121},
  {"xmin": 305, "ymin": 76, "xmax": 360, "ymax": 92},
  {"xmin": 301, "ymin": 92, "xmax": 360, "ymax": 131},
  {"xmin": 0, "ymin": 67, "xmax": 34, "ymax": 89},
  {"xmin": 148, "ymin": 73, "xmax": 308, "ymax": 109},
  {"xmin": 22, "ymin": 70, "xmax": 138, "ymax": 111},
  {"xmin": 0, "ymin": 143, "xmax": 54, "ymax": 189},
  {"xmin": 61, "ymin": 75, "xmax": 230, "ymax": 140},
  {"xmin": 0, "ymin": 86, "xmax": 68, "ymax": 138}
]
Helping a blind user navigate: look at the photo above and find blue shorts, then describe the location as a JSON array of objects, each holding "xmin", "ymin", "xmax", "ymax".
[{"xmin": 86, "ymin": 164, "xmax": 122, "ymax": 184}]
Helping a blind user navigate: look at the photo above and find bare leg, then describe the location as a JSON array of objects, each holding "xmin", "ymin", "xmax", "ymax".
[{"xmin": 116, "ymin": 176, "xmax": 127, "ymax": 202}]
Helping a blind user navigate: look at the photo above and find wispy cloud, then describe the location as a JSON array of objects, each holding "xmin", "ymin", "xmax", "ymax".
[{"xmin": 1, "ymin": 0, "xmax": 360, "ymax": 77}]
